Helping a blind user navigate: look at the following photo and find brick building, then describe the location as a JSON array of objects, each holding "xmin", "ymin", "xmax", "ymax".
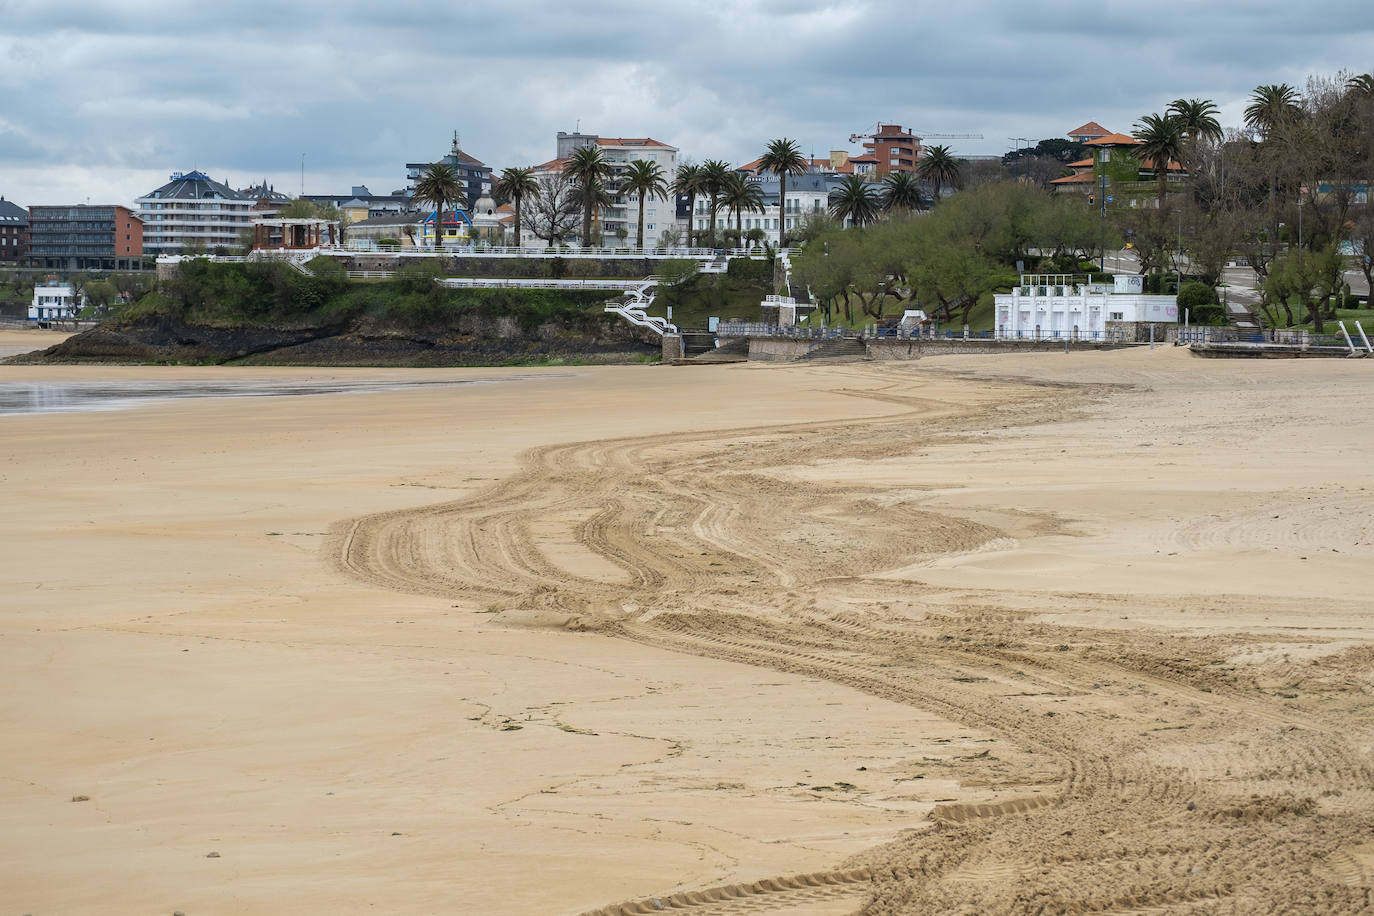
[{"xmin": 27, "ymin": 204, "xmax": 143, "ymax": 270}]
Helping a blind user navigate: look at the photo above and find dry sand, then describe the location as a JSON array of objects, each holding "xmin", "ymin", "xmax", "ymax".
[
  {"xmin": 0, "ymin": 327, "xmax": 73, "ymax": 358},
  {"xmin": 1, "ymin": 351, "xmax": 1371, "ymax": 914}
]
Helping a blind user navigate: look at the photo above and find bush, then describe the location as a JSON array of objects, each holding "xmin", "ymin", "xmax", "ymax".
[
  {"xmin": 1189, "ymin": 304, "xmax": 1227, "ymax": 326},
  {"xmin": 725, "ymin": 256, "xmax": 773, "ymax": 285},
  {"xmin": 1177, "ymin": 282, "xmax": 1219, "ymax": 309}
]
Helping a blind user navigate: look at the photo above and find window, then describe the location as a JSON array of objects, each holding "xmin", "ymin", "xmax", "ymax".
[{"xmin": 1110, "ymin": 311, "xmax": 1124, "ymax": 321}]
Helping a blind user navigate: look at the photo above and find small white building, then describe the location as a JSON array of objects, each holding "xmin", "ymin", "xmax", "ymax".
[
  {"xmin": 994, "ymin": 274, "xmax": 1178, "ymax": 341},
  {"xmin": 30, "ymin": 282, "xmax": 84, "ymax": 321}
]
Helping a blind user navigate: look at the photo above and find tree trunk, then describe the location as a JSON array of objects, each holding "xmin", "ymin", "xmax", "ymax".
[
  {"xmin": 514, "ymin": 198, "xmax": 522, "ymax": 247},
  {"xmin": 435, "ymin": 201, "xmax": 444, "ymax": 250},
  {"xmin": 686, "ymin": 192, "xmax": 696, "ymax": 247},
  {"xmin": 583, "ymin": 198, "xmax": 594, "ymax": 247},
  {"xmin": 638, "ymin": 195, "xmax": 646, "ymax": 249},
  {"xmin": 778, "ymin": 174, "xmax": 787, "ymax": 247}
]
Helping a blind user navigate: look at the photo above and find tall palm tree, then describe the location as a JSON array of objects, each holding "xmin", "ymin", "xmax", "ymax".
[
  {"xmin": 1244, "ymin": 84, "xmax": 1302, "ymax": 138},
  {"xmin": 698, "ymin": 159, "xmax": 732, "ymax": 243},
  {"xmin": 1132, "ymin": 113, "xmax": 1186, "ymax": 204},
  {"xmin": 562, "ymin": 145, "xmax": 613, "ymax": 246},
  {"xmin": 720, "ymin": 172, "xmax": 764, "ymax": 237},
  {"xmin": 1167, "ymin": 98, "xmax": 1224, "ymax": 143},
  {"xmin": 671, "ymin": 164, "xmax": 705, "ymax": 246},
  {"xmin": 494, "ymin": 166, "xmax": 539, "ymax": 248},
  {"xmin": 411, "ymin": 162, "xmax": 466, "ymax": 250},
  {"xmin": 618, "ymin": 159, "xmax": 669, "ymax": 249},
  {"xmin": 572, "ymin": 179, "xmax": 613, "ymax": 246},
  {"xmin": 881, "ymin": 171, "xmax": 922, "ymax": 212},
  {"xmin": 917, "ymin": 145, "xmax": 962, "ymax": 204},
  {"xmin": 828, "ymin": 175, "xmax": 880, "ymax": 227},
  {"xmin": 758, "ymin": 138, "xmax": 808, "ymax": 246},
  {"xmin": 1347, "ymin": 73, "xmax": 1374, "ymax": 97}
]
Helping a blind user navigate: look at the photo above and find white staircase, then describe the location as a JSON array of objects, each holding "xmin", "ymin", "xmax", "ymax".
[{"xmin": 603, "ymin": 280, "xmax": 676, "ymax": 336}]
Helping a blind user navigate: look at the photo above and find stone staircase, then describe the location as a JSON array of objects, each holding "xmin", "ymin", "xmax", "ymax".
[{"xmin": 801, "ymin": 337, "xmax": 867, "ymax": 360}]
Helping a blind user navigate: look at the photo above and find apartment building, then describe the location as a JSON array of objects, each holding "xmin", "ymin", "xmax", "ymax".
[
  {"xmin": 0, "ymin": 197, "xmax": 27, "ymax": 263},
  {"xmin": 548, "ymin": 132, "xmax": 679, "ymax": 246},
  {"xmin": 27, "ymin": 204, "xmax": 143, "ymax": 270},
  {"xmin": 136, "ymin": 171, "xmax": 254, "ymax": 255},
  {"xmin": 860, "ymin": 125, "xmax": 920, "ymax": 177}
]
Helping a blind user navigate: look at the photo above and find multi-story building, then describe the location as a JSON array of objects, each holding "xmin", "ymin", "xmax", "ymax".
[
  {"xmin": 691, "ymin": 174, "xmax": 842, "ymax": 246},
  {"xmin": 136, "ymin": 171, "xmax": 254, "ymax": 255},
  {"xmin": 27, "ymin": 204, "xmax": 143, "ymax": 270},
  {"xmin": 406, "ymin": 134, "xmax": 492, "ymax": 210},
  {"xmin": 239, "ymin": 180, "xmax": 291, "ymax": 219},
  {"xmin": 0, "ymin": 196, "xmax": 28, "ymax": 263},
  {"xmin": 547, "ymin": 132, "xmax": 679, "ymax": 247},
  {"xmin": 29, "ymin": 281, "xmax": 84, "ymax": 321},
  {"xmin": 858, "ymin": 125, "xmax": 920, "ymax": 177},
  {"xmin": 301, "ymin": 186, "xmax": 410, "ymax": 218}
]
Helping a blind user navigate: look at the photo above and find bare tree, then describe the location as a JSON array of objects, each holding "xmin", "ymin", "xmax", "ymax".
[{"xmin": 527, "ymin": 173, "xmax": 581, "ymax": 246}]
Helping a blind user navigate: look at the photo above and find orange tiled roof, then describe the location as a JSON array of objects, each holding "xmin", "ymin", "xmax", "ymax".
[
  {"xmin": 533, "ymin": 157, "xmax": 568, "ymax": 171},
  {"xmin": 1050, "ymin": 172, "xmax": 1097, "ymax": 184},
  {"xmin": 1140, "ymin": 157, "xmax": 1186, "ymax": 172},
  {"xmin": 1065, "ymin": 157, "xmax": 1095, "ymax": 168},
  {"xmin": 594, "ymin": 137, "xmax": 673, "ymax": 148},
  {"xmin": 1085, "ymin": 133, "xmax": 1141, "ymax": 146},
  {"xmin": 848, "ymin": 153, "xmax": 879, "ymax": 163},
  {"xmin": 1067, "ymin": 121, "xmax": 1110, "ymax": 137}
]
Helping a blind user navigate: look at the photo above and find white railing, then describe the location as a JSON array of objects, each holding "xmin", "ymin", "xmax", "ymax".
[
  {"xmin": 437, "ymin": 277, "xmax": 657, "ymax": 291},
  {"xmin": 346, "ymin": 270, "xmax": 395, "ymax": 279},
  {"xmin": 338, "ymin": 243, "xmax": 720, "ymax": 258}
]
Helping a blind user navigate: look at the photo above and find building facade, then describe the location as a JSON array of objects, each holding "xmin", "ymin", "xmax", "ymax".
[
  {"xmin": 0, "ymin": 197, "xmax": 28, "ymax": 262},
  {"xmin": 27, "ymin": 205, "xmax": 143, "ymax": 270},
  {"xmin": 860, "ymin": 125, "xmax": 920, "ymax": 177},
  {"xmin": 136, "ymin": 171, "xmax": 254, "ymax": 255},
  {"xmin": 544, "ymin": 132, "xmax": 679, "ymax": 247},
  {"xmin": 29, "ymin": 282, "xmax": 83, "ymax": 321},
  {"xmin": 993, "ymin": 274, "xmax": 1179, "ymax": 340},
  {"xmin": 692, "ymin": 174, "xmax": 841, "ymax": 246}
]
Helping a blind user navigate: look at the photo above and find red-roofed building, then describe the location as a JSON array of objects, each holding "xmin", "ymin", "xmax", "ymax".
[
  {"xmin": 1067, "ymin": 121, "xmax": 1111, "ymax": 144},
  {"xmin": 859, "ymin": 124, "xmax": 920, "ymax": 177},
  {"xmin": 547, "ymin": 131, "xmax": 680, "ymax": 247}
]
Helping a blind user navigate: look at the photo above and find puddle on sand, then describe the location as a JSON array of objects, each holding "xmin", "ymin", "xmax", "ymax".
[{"xmin": 0, "ymin": 375, "xmax": 568, "ymax": 416}]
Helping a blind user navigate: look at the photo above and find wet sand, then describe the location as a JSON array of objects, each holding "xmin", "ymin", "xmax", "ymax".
[{"xmin": 2, "ymin": 352, "xmax": 1371, "ymax": 914}]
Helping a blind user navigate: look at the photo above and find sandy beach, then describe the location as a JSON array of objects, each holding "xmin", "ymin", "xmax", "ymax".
[{"xmin": 2, "ymin": 351, "xmax": 1371, "ymax": 914}]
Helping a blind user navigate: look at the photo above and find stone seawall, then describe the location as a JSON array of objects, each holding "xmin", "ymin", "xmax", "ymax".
[{"xmin": 746, "ymin": 338, "xmax": 815, "ymax": 361}]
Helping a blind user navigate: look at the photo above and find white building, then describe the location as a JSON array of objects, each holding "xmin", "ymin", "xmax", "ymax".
[
  {"xmin": 538, "ymin": 133, "xmax": 679, "ymax": 248},
  {"xmin": 694, "ymin": 173, "xmax": 840, "ymax": 247},
  {"xmin": 29, "ymin": 282, "xmax": 83, "ymax": 321},
  {"xmin": 136, "ymin": 171, "xmax": 255, "ymax": 256},
  {"xmin": 993, "ymin": 274, "xmax": 1179, "ymax": 340}
]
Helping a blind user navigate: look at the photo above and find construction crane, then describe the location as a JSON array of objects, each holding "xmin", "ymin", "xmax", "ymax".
[{"xmin": 848, "ymin": 124, "xmax": 984, "ymax": 144}]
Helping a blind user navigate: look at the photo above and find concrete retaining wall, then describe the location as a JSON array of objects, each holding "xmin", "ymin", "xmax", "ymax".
[
  {"xmin": 746, "ymin": 338, "xmax": 814, "ymax": 361},
  {"xmin": 661, "ymin": 334, "xmax": 684, "ymax": 361}
]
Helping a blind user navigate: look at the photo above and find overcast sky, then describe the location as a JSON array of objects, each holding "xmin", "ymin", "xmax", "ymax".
[{"xmin": 1, "ymin": 0, "xmax": 1371, "ymax": 207}]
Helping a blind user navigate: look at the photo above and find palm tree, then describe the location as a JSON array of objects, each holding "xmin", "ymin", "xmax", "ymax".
[
  {"xmin": 617, "ymin": 160, "xmax": 670, "ymax": 249},
  {"xmin": 1245, "ymin": 84, "xmax": 1302, "ymax": 138},
  {"xmin": 411, "ymin": 162, "xmax": 466, "ymax": 250},
  {"xmin": 828, "ymin": 175, "xmax": 880, "ymax": 227},
  {"xmin": 881, "ymin": 171, "xmax": 922, "ymax": 212},
  {"xmin": 917, "ymin": 145, "xmax": 962, "ymax": 204},
  {"xmin": 671, "ymin": 164, "xmax": 705, "ymax": 247},
  {"xmin": 572, "ymin": 179, "xmax": 613, "ymax": 246},
  {"xmin": 698, "ymin": 159, "xmax": 732, "ymax": 244},
  {"xmin": 494, "ymin": 167, "xmax": 539, "ymax": 248},
  {"xmin": 758, "ymin": 138, "xmax": 808, "ymax": 246},
  {"xmin": 1347, "ymin": 73, "xmax": 1374, "ymax": 97},
  {"xmin": 1167, "ymin": 98, "xmax": 1224, "ymax": 143},
  {"xmin": 1132, "ymin": 113, "xmax": 1186, "ymax": 204},
  {"xmin": 720, "ymin": 172, "xmax": 764, "ymax": 238},
  {"xmin": 562, "ymin": 145, "xmax": 613, "ymax": 246}
]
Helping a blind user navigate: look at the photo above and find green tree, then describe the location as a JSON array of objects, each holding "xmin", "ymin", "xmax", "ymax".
[
  {"xmin": 618, "ymin": 159, "xmax": 670, "ymax": 249},
  {"xmin": 1167, "ymin": 98, "xmax": 1224, "ymax": 144},
  {"xmin": 1245, "ymin": 84, "xmax": 1303, "ymax": 138},
  {"xmin": 881, "ymin": 171, "xmax": 922, "ymax": 213},
  {"xmin": 671, "ymin": 163, "xmax": 705, "ymax": 246},
  {"xmin": 494, "ymin": 166, "xmax": 540, "ymax": 247},
  {"xmin": 1132, "ymin": 113, "xmax": 1186, "ymax": 204},
  {"xmin": 411, "ymin": 162, "xmax": 467, "ymax": 250},
  {"xmin": 562, "ymin": 145, "xmax": 613, "ymax": 245},
  {"xmin": 758, "ymin": 138, "xmax": 808, "ymax": 246},
  {"xmin": 828, "ymin": 175, "xmax": 881, "ymax": 227},
  {"xmin": 918, "ymin": 145, "xmax": 962, "ymax": 204},
  {"xmin": 720, "ymin": 172, "xmax": 763, "ymax": 237}
]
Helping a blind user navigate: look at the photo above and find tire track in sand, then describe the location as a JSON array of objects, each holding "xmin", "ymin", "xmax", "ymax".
[{"xmin": 331, "ymin": 365, "xmax": 1374, "ymax": 915}]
